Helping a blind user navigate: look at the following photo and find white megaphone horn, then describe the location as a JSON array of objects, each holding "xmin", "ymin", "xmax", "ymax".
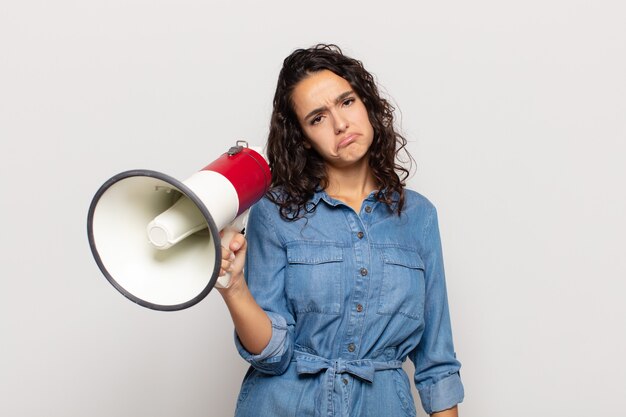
[{"xmin": 87, "ymin": 141, "xmax": 271, "ymax": 311}]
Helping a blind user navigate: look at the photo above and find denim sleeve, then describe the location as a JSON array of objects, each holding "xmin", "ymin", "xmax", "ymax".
[
  {"xmin": 234, "ymin": 199, "xmax": 294, "ymax": 375},
  {"xmin": 410, "ymin": 205, "xmax": 464, "ymax": 414}
]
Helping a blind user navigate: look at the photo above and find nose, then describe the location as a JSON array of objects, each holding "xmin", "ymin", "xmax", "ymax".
[{"xmin": 333, "ymin": 112, "xmax": 349, "ymax": 134}]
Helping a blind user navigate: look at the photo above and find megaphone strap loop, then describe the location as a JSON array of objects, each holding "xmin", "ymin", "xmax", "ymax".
[{"xmin": 228, "ymin": 140, "xmax": 250, "ymax": 155}]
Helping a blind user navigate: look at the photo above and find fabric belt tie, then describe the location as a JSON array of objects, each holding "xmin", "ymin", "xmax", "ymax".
[{"xmin": 294, "ymin": 351, "xmax": 402, "ymax": 417}]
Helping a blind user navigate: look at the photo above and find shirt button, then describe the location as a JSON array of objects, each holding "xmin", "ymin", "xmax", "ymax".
[
  {"xmin": 347, "ymin": 343, "xmax": 356, "ymax": 352},
  {"xmin": 342, "ymin": 378, "xmax": 349, "ymax": 385},
  {"xmin": 360, "ymin": 268, "xmax": 368, "ymax": 276},
  {"xmin": 364, "ymin": 206, "xmax": 372, "ymax": 213},
  {"xmin": 357, "ymin": 231, "xmax": 364, "ymax": 239},
  {"xmin": 356, "ymin": 304, "xmax": 363, "ymax": 312}
]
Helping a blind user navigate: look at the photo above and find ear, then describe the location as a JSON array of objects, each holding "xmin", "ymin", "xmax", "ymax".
[{"xmin": 303, "ymin": 141, "xmax": 311, "ymax": 149}]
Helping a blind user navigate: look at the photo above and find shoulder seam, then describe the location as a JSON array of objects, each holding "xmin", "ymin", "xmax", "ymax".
[{"xmin": 256, "ymin": 198, "xmax": 287, "ymax": 247}]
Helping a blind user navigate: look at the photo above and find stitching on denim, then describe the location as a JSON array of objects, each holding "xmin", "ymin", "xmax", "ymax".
[
  {"xmin": 258, "ymin": 197, "xmax": 287, "ymax": 246},
  {"xmin": 422, "ymin": 204, "xmax": 436, "ymax": 250}
]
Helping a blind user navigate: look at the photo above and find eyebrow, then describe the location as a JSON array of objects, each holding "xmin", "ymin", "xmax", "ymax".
[{"xmin": 303, "ymin": 90, "xmax": 355, "ymax": 122}]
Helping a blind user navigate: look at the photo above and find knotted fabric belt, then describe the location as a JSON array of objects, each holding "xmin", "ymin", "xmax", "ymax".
[{"xmin": 294, "ymin": 351, "xmax": 402, "ymax": 417}]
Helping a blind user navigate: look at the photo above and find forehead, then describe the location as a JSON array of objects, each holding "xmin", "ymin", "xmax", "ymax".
[{"xmin": 291, "ymin": 70, "xmax": 353, "ymax": 116}]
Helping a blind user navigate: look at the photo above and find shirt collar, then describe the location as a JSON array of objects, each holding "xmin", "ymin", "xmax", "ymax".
[
  {"xmin": 311, "ymin": 188, "xmax": 389, "ymax": 208},
  {"xmin": 310, "ymin": 188, "xmax": 331, "ymax": 207}
]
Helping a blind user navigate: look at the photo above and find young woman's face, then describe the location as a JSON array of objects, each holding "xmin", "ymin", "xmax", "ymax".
[{"xmin": 291, "ymin": 70, "xmax": 374, "ymax": 170}]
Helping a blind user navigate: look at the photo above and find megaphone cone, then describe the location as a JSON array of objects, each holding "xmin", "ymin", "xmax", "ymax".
[{"xmin": 87, "ymin": 143, "xmax": 270, "ymax": 311}]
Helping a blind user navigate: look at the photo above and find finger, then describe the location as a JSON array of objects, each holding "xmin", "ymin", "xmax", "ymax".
[
  {"xmin": 221, "ymin": 246, "xmax": 235, "ymax": 261},
  {"xmin": 221, "ymin": 258, "xmax": 233, "ymax": 272},
  {"xmin": 229, "ymin": 233, "xmax": 247, "ymax": 253}
]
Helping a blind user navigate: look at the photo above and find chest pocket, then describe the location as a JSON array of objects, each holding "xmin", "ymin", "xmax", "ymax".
[
  {"xmin": 285, "ymin": 242, "xmax": 343, "ymax": 315},
  {"xmin": 377, "ymin": 247, "xmax": 425, "ymax": 321}
]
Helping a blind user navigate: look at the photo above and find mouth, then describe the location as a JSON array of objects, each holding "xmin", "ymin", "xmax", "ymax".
[{"xmin": 338, "ymin": 133, "xmax": 358, "ymax": 149}]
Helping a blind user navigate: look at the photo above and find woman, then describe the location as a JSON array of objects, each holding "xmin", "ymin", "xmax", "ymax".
[{"xmin": 218, "ymin": 44, "xmax": 464, "ymax": 417}]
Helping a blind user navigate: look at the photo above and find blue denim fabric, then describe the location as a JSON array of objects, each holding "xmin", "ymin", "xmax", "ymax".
[{"xmin": 234, "ymin": 189, "xmax": 463, "ymax": 416}]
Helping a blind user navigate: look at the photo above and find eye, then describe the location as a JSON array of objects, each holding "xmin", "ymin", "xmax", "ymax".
[
  {"xmin": 342, "ymin": 97, "xmax": 356, "ymax": 107},
  {"xmin": 310, "ymin": 114, "xmax": 324, "ymax": 125}
]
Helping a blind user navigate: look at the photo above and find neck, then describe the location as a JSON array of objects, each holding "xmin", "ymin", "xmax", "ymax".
[{"xmin": 324, "ymin": 160, "xmax": 378, "ymax": 211}]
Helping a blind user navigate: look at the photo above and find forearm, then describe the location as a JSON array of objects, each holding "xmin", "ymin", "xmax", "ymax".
[
  {"xmin": 216, "ymin": 232, "xmax": 273, "ymax": 354},
  {"xmin": 432, "ymin": 405, "xmax": 458, "ymax": 417},
  {"xmin": 221, "ymin": 282, "xmax": 272, "ymax": 354}
]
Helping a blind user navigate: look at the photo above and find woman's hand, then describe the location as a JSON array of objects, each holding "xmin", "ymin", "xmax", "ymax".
[{"xmin": 217, "ymin": 231, "xmax": 248, "ymax": 297}]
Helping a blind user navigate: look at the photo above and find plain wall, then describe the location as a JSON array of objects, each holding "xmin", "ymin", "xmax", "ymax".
[{"xmin": 1, "ymin": 1, "xmax": 625, "ymax": 416}]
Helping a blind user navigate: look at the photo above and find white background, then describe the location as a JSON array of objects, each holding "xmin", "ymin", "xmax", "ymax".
[{"xmin": 1, "ymin": 1, "xmax": 625, "ymax": 416}]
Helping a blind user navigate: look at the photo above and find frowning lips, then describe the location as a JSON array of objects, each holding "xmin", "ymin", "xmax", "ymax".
[{"xmin": 338, "ymin": 133, "xmax": 359, "ymax": 149}]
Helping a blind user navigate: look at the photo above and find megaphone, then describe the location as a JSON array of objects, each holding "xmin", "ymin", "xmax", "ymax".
[{"xmin": 87, "ymin": 141, "xmax": 271, "ymax": 311}]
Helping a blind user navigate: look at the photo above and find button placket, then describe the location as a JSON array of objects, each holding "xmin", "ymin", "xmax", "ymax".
[{"xmin": 342, "ymin": 210, "xmax": 369, "ymax": 363}]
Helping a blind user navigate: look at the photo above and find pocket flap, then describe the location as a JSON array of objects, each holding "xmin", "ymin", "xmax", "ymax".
[
  {"xmin": 286, "ymin": 242, "xmax": 343, "ymax": 264},
  {"xmin": 382, "ymin": 247, "xmax": 424, "ymax": 269}
]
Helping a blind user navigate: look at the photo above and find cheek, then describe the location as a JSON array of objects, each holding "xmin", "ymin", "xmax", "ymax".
[
  {"xmin": 304, "ymin": 127, "xmax": 333, "ymax": 147},
  {"xmin": 358, "ymin": 112, "xmax": 374, "ymax": 136},
  {"xmin": 353, "ymin": 103, "xmax": 372, "ymax": 126}
]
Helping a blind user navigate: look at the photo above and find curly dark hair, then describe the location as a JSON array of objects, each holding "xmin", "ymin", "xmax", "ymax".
[{"xmin": 266, "ymin": 44, "xmax": 412, "ymax": 220}]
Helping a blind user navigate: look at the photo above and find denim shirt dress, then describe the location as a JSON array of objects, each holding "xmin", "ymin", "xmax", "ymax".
[{"xmin": 234, "ymin": 189, "xmax": 464, "ymax": 417}]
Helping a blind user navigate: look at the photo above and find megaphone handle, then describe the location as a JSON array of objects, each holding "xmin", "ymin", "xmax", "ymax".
[
  {"xmin": 215, "ymin": 227, "xmax": 240, "ymax": 289},
  {"xmin": 214, "ymin": 211, "xmax": 249, "ymax": 289}
]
